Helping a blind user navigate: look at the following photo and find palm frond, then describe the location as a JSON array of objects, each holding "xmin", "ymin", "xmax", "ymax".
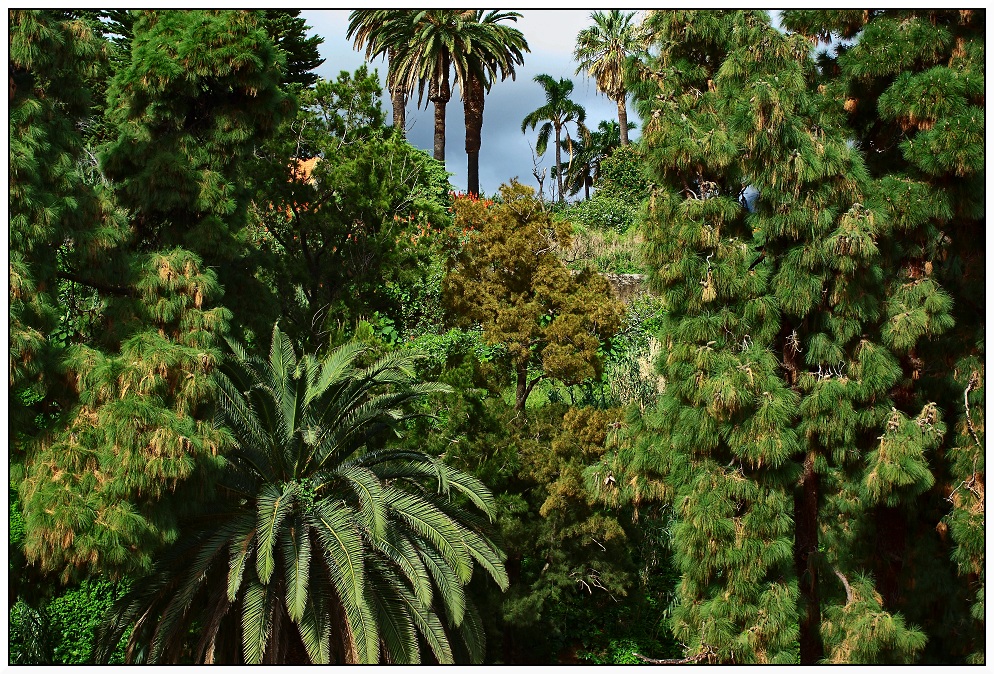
[
  {"xmin": 280, "ymin": 511, "xmax": 312, "ymax": 622},
  {"xmin": 296, "ymin": 592, "xmax": 332, "ymax": 664},
  {"xmin": 368, "ymin": 560, "xmax": 420, "ymax": 664},
  {"xmin": 419, "ymin": 545, "xmax": 466, "ymax": 627},
  {"xmin": 310, "ymin": 499, "xmax": 379, "ymax": 663},
  {"xmin": 333, "ymin": 464, "xmax": 387, "ymax": 539},
  {"xmin": 396, "ymin": 579, "xmax": 455, "ymax": 664},
  {"xmin": 456, "ymin": 600, "xmax": 487, "ymax": 664},
  {"xmin": 227, "ymin": 526, "xmax": 256, "ymax": 602},
  {"xmin": 384, "ymin": 487, "xmax": 473, "ymax": 583},
  {"xmin": 370, "ymin": 528, "xmax": 435, "ymax": 609},
  {"xmin": 241, "ymin": 577, "xmax": 274, "ymax": 664},
  {"xmin": 256, "ymin": 481, "xmax": 297, "ymax": 584}
]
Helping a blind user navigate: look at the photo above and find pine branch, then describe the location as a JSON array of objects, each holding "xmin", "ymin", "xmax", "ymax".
[{"xmin": 58, "ymin": 271, "xmax": 132, "ymax": 297}]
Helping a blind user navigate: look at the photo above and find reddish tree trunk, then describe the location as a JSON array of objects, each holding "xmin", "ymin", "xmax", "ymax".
[{"xmin": 795, "ymin": 450, "xmax": 823, "ymax": 664}]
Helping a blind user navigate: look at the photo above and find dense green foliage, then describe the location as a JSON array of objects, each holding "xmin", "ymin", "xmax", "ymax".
[
  {"xmin": 9, "ymin": 8, "xmax": 983, "ymax": 666},
  {"xmin": 248, "ymin": 64, "xmax": 452, "ymax": 348}
]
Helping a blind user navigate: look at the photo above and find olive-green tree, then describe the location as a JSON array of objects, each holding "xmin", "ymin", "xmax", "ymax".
[{"xmin": 443, "ymin": 182, "xmax": 623, "ymax": 411}]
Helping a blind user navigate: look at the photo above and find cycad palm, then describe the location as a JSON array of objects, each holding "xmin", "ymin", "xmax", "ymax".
[
  {"xmin": 574, "ymin": 10, "xmax": 643, "ymax": 146},
  {"xmin": 98, "ymin": 325, "xmax": 507, "ymax": 664},
  {"xmin": 520, "ymin": 74, "xmax": 587, "ymax": 202}
]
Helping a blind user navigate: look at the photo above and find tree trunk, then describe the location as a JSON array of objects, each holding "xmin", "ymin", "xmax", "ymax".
[
  {"xmin": 388, "ymin": 48, "xmax": 406, "ymax": 137},
  {"xmin": 554, "ymin": 123, "xmax": 564, "ymax": 203},
  {"xmin": 502, "ymin": 554, "xmax": 522, "ymax": 663},
  {"xmin": 795, "ymin": 449, "xmax": 823, "ymax": 664},
  {"xmin": 391, "ymin": 86, "xmax": 406, "ymax": 138},
  {"xmin": 584, "ymin": 172, "xmax": 590, "ymax": 201},
  {"xmin": 515, "ymin": 363, "xmax": 528, "ymax": 411},
  {"xmin": 464, "ymin": 74, "xmax": 485, "ymax": 195},
  {"xmin": 430, "ymin": 53, "xmax": 450, "ymax": 165},
  {"xmin": 617, "ymin": 96, "xmax": 630, "ymax": 146}
]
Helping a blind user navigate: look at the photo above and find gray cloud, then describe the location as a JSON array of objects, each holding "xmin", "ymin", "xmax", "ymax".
[{"xmin": 301, "ymin": 9, "xmax": 642, "ymax": 199}]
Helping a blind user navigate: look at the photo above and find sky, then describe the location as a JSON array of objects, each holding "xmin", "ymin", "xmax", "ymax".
[{"xmin": 300, "ymin": 10, "xmax": 641, "ymax": 199}]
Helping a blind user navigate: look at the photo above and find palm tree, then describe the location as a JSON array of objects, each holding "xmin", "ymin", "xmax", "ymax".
[
  {"xmin": 347, "ymin": 10, "xmax": 411, "ymax": 137},
  {"xmin": 97, "ymin": 325, "xmax": 508, "ymax": 664},
  {"xmin": 387, "ymin": 10, "xmax": 477, "ymax": 165},
  {"xmin": 460, "ymin": 10, "xmax": 528, "ymax": 196},
  {"xmin": 521, "ymin": 74, "xmax": 587, "ymax": 203},
  {"xmin": 563, "ymin": 119, "xmax": 635, "ymax": 200},
  {"xmin": 574, "ymin": 10, "xmax": 643, "ymax": 146},
  {"xmin": 561, "ymin": 132, "xmax": 594, "ymax": 201}
]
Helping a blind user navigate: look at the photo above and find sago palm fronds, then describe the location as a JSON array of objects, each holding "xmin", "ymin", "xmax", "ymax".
[{"xmin": 97, "ymin": 324, "xmax": 507, "ymax": 664}]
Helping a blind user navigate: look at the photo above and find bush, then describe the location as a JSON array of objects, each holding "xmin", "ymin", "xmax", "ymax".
[
  {"xmin": 558, "ymin": 222, "xmax": 645, "ymax": 275},
  {"xmin": 559, "ymin": 194, "xmax": 641, "ymax": 235},
  {"xmin": 597, "ymin": 144, "xmax": 651, "ymax": 201},
  {"xmin": 9, "ymin": 580, "xmax": 128, "ymax": 664}
]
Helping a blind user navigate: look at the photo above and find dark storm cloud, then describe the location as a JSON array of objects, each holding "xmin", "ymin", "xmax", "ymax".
[{"xmin": 301, "ymin": 9, "xmax": 641, "ymax": 199}]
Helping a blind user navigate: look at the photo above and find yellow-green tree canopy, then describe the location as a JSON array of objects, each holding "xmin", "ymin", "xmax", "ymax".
[{"xmin": 443, "ymin": 181, "xmax": 623, "ymax": 411}]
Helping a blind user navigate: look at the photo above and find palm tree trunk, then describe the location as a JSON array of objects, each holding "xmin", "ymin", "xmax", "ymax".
[
  {"xmin": 464, "ymin": 75, "xmax": 485, "ymax": 195},
  {"xmin": 388, "ymin": 47, "xmax": 406, "ymax": 137},
  {"xmin": 392, "ymin": 86, "xmax": 407, "ymax": 137},
  {"xmin": 554, "ymin": 124, "xmax": 565, "ymax": 203},
  {"xmin": 430, "ymin": 53, "xmax": 450, "ymax": 164},
  {"xmin": 617, "ymin": 96, "xmax": 630, "ymax": 146}
]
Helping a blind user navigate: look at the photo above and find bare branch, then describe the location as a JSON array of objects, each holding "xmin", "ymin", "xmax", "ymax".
[
  {"xmin": 964, "ymin": 371, "xmax": 983, "ymax": 452},
  {"xmin": 834, "ymin": 567, "xmax": 854, "ymax": 605}
]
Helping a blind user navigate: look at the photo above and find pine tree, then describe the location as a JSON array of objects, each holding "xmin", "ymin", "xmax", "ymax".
[
  {"xmin": 13, "ymin": 10, "xmax": 288, "ymax": 581},
  {"xmin": 9, "ymin": 10, "xmax": 110, "ymax": 437},
  {"xmin": 100, "ymin": 9, "xmax": 290, "ymax": 341},
  {"xmin": 260, "ymin": 10, "xmax": 325, "ymax": 90},
  {"xmin": 592, "ymin": 9, "xmax": 966, "ymax": 663},
  {"xmin": 781, "ymin": 10, "xmax": 985, "ymax": 662}
]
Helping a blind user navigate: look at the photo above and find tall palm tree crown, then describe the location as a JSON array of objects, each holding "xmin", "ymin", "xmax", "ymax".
[
  {"xmin": 98, "ymin": 325, "xmax": 508, "ymax": 664},
  {"xmin": 349, "ymin": 10, "xmax": 527, "ymax": 192},
  {"xmin": 347, "ymin": 10, "xmax": 411, "ymax": 137},
  {"xmin": 520, "ymin": 74, "xmax": 587, "ymax": 203},
  {"xmin": 573, "ymin": 10, "xmax": 643, "ymax": 146},
  {"xmin": 562, "ymin": 119, "xmax": 634, "ymax": 200},
  {"xmin": 385, "ymin": 10, "xmax": 477, "ymax": 165}
]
